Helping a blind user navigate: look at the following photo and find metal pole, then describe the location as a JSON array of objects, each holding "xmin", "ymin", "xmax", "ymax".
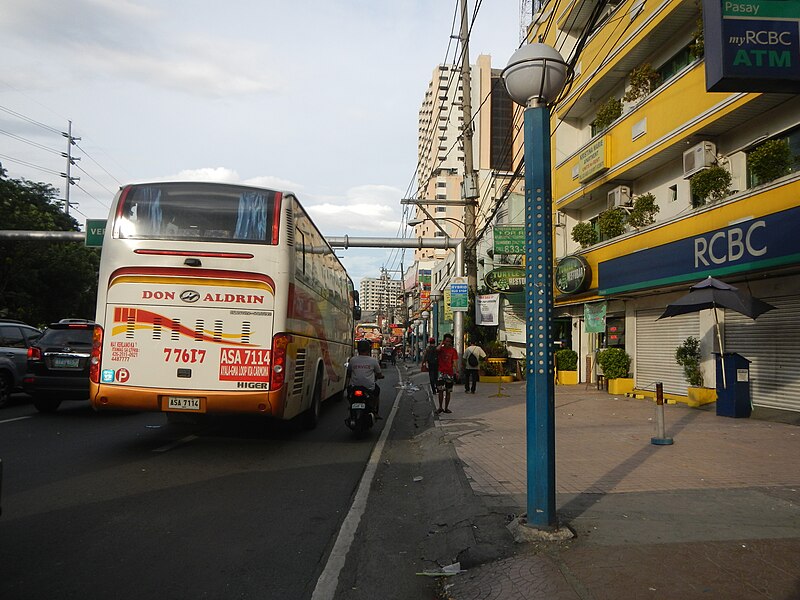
[
  {"xmin": 453, "ymin": 241, "xmax": 465, "ymax": 360},
  {"xmin": 651, "ymin": 382, "xmax": 674, "ymax": 445},
  {"xmin": 524, "ymin": 100, "xmax": 556, "ymax": 529},
  {"xmin": 459, "ymin": 0, "xmax": 478, "ymax": 294}
]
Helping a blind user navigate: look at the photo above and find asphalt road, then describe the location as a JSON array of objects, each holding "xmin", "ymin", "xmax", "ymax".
[{"xmin": 0, "ymin": 369, "xmax": 396, "ymax": 600}]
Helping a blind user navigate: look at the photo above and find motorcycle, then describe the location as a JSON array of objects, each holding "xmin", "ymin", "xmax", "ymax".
[{"xmin": 345, "ymin": 385, "xmax": 378, "ymax": 436}]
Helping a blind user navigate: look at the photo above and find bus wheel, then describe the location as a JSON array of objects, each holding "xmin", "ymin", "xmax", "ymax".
[{"xmin": 304, "ymin": 373, "xmax": 322, "ymax": 430}]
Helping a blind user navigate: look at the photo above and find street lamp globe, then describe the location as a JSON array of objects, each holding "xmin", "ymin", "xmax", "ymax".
[
  {"xmin": 502, "ymin": 43, "xmax": 568, "ymax": 107},
  {"xmin": 421, "ymin": 310, "xmax": 430, "ymax": 320}
]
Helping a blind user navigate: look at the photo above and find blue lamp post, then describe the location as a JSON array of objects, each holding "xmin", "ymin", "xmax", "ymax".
[{"xmin": 502, "ymin": 43, "xmax": 568, "ymax": 529}]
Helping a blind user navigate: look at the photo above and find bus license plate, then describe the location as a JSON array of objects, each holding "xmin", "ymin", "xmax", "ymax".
[
  {"xmin": 167, "ymin": 397, "xmax": 201, "ymax": 411},
  {"xmin": 351, "ymin": 402, "xmax": 366, "ymax": 410}
]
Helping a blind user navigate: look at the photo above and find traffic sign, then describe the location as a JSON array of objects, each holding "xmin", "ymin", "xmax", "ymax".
[
  {"xmin": 449, "ymin": 277, "xmax": 468, "ymax": 312},
  {"xmin": 85, "ymin": 219, "xmax": 107, "ymax": 248}
]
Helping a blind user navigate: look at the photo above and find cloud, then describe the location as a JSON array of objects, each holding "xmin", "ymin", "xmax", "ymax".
[
  {"xmin": 303, "ymin": 185, "xmax": 405, "ymax": 236},
  {"xmin": 2, "ymin": 0, "xmax": 280, "ymax": 97}
]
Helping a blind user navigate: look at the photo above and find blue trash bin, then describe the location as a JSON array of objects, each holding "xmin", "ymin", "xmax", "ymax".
[{"xmin": 715, "ymin": 353, "xmax": 751, "ymax": 418}]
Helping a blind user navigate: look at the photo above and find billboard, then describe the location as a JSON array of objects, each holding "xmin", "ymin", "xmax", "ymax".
[{"xmin": 704, "ymin": 0, "xmax": 800, "ymax": 92}]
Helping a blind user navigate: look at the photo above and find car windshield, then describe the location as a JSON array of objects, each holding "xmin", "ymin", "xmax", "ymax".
[{"xmin": 116, "ymin": 182, "xmax": 280, "ymax": 244}]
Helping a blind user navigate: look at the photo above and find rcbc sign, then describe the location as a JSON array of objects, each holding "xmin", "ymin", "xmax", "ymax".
[
  {"xmin": 694, "ymin": 220, "xmax": 766, "ymax": 267},
  {"xmin": 598, "ymin": 207, "xmax": 798, "ymax": 295}
]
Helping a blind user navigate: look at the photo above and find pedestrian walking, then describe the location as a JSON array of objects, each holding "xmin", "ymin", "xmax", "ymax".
[
  {"xmin": 462, "ymin": 339, "xmax": 486, "ymax": 393},
  {"xmin": 422, "ymin": 337, "xmax": 439, "ymax": 394},
  {"xmin": 435, "ymin": 333, "xmax": 459, "ymax": 414}
]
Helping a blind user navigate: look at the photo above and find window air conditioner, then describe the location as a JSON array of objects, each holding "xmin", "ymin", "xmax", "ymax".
[
  {"xmin": 607, "ymin": 185, "xmax": 632, "ymax": 208},
  {"xmin": 683, "ymin": 141, "xmax": 717, "ymax": 178}
]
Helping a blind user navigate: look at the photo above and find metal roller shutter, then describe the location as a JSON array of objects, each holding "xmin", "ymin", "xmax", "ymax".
[
  {"xmin": 635, "ymin": 309, "xmax": 699, "ymax": 395},
  {"xmin": 724, "ymin": 295, "xmax": 800, "ymax": 413}
]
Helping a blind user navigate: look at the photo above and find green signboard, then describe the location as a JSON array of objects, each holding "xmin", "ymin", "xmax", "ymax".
[
  {"xmin": 449, "ymin": 277, "xmax": 468, "ymax": 312},
  {"xmin": 485, "ymin": 266, "xmax": 525, "ymax": 293},
  {"xmin": 85, "ymin": 219, "xmax": 107, "ymax": 248},
  {"xmin": 493, "ymin": 226, "xmax": 525, "ymax": 255}
]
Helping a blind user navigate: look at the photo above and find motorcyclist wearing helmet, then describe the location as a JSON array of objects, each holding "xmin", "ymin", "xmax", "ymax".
[{"xmin": 347, "ymin": 339, "xmax": 384, "ymax": 417}]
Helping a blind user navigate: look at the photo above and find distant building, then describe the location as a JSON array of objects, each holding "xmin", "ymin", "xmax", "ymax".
[{"xmin": 359, "ymin": 274, "xmax": 402, "ymax": 321}]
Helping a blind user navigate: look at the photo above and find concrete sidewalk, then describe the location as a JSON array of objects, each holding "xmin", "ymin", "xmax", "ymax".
[{"xmin": 429, "ymin": 375, "xmax": 800, "ymax": 599}]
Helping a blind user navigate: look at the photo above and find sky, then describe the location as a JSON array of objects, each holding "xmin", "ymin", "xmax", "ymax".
[{"xmin": 1, "ymin": 0, "xmax": 520, "ymax": 286}]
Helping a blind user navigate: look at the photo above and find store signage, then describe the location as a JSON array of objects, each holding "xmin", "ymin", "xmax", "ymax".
[
  {"xmin": 704, "ymin": 0, "xmax": 800, "ymax": 92},
  {"xmin": 598, "ymin": 206, "xmax": 800, "ymax": 295},
  {"xmin": 555, "ymin": 255, "xmax": 591, "ymax": 294},
  {"xmin": 494, "ymin": 226, "xmax": 525, "ymax": 254},
  {"xmin": 578, "ymin": 136, "xmax": 610, "ymax": 182},
  {"xmin": 485, "ymin": 266, "xmax": 525, "ymax": 293}
]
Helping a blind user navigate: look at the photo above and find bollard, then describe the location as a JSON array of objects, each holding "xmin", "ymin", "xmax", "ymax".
[{"xmin": 650, "ymin": 382, "xmax": 674, "ymax": 445}]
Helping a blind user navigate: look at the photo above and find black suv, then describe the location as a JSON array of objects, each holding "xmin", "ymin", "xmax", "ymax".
[
  {"xmin": 0, "ymin": 319, "xmax": 42, "ymax": 408},
  {"xmin": 23, "ymin": 320, "xmax": 96, "ymax": 412}
]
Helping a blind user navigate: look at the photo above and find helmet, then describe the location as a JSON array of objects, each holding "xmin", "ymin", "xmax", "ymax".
[
  {"xmin": 428, "ymin": 337, "xmax": 436, "ymax": 344},
  {"xmin": 357, "ymin": 339, "xmax": 372, "ymax": 353}
]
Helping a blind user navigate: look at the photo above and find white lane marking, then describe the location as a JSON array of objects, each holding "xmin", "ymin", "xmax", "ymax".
[
  {"xmin": 0, "ymin": 415, "xmax": 33, "ymax": 424},
  {"xmin": 152, "ymin": 434, "xmax": 199, "ymax": 453},
  {"xmin": 311, "ymin": 369, "xmax": 404, "ymax": 600}
]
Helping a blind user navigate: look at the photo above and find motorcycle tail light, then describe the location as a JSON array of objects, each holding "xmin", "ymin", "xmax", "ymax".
[{"xmin": 354, "ymin": 389, "xmax": 364, "ymax": 397}]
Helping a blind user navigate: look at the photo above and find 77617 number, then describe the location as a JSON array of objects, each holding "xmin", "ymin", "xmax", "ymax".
[{"xmin": 163, "ymin": 348, "xmax": 207, "ymax": 363}]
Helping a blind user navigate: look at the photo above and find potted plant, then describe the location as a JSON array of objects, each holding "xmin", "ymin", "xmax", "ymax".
[
  {"xmin": 627, "ymin": 193, "xmax": 660, "ymax": 229},
  {"xmin": 690, "ymin": 165, "xmax": 732, "ymax": 206},
  {"xmin": 623, "ymin": 64, "xmax": 662, "ymax": 103},
  {"xmin": 593, "ymin": 97, "xmax": 622, "ymax": 132},
  {"xmin": 749, "ymin": 138, "xmax": 793, "ymax": 185},
  {"xmin": 555, "ymin": 348, "xmax": 578, "ymax": 385},
  {"xmin": 482, "ymin": 340, "xmax": 514, "ymax": 383},
  {"xmin": 571, "ymin": 221, "xmax": 599, "ymax": 248},
  {"xmin": 598, "ymin": 207, "xmax": 628, "ymax": 239},
  {"xmin": 596, "ymin": 347, "xmax": 634, "ymax": 394},
  {"xmin": 675, "ymin": 336, "xmax": 716, "ymax": 407}
]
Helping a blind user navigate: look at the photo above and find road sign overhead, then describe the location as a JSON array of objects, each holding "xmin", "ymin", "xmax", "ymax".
[{"xmin": 85, "ymin": 219, "xmax": 107, "ymax": 248}]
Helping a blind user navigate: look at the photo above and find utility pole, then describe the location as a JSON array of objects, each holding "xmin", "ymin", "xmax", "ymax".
[
  {"xmin": 60, "ymin": 120, "xmax": 80, "ymax": 216},
  {"xmin": 459, "ymin": 0, "xmax": 479, "ymax": 295}
]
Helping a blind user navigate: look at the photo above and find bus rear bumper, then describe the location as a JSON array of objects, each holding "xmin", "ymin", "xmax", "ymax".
[{"xmin": 90, "ymin": 383, "xmax": 286, "ymax": 418}]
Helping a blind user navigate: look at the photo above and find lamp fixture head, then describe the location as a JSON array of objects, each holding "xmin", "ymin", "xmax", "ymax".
[{"xmin": 502, "ymin": 43, "xmax": 568, "ymax": 107}]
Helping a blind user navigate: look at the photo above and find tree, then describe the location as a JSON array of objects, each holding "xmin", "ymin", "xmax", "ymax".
[{"xmin": 0, "ymin": 167, "xmax": 100, "ymax": 325}]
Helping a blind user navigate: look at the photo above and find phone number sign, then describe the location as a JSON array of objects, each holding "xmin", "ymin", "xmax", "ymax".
[{"xmin": 493, "ymin": 226, "xmax": 525, "ymax": 255}]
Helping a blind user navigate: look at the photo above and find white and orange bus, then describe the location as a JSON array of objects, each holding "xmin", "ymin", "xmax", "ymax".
[{"xmin": 89, "ymin": 181, "xmax": 359, "ymax": 428}]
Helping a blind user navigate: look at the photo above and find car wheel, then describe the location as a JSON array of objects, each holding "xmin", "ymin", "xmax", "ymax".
[
  {"xmin": 303, "ymin": 372, "xmax": 322, "ymax": 430},
  {"xmin": 33, "ymin": 398, "xmax": 62, "ymax": 413},
  {"xmin": 0, "ymin": 373, "xmax": 11, "ymax": 408}
]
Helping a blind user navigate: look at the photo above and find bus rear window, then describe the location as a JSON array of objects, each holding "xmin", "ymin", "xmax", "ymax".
[{"xmin": 116, "ymin": 183, "xmax": 281, "ymax": 244}]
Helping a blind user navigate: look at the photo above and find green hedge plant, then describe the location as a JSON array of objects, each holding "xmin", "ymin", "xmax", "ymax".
[
  {"xmin": 597, "ymin": 347, "xmax": 631, "ymax": 379},
  {"xmin": 690, "ymin": 165, "xmax": 732, "ymax": 206},
  {"xmin": 749, "ymin": 138, "xmax": 792, "ymax": 185},
  {"xmin": 598, "ymin": 207, "xmax": 628, "ymax": 238},
  {"xmin": 571, "ymin": 221, "xmax": 598, "ymax": 248},
  {"xmin": 627, "ymin": 192, "xmax": 660, "ymax": 229},
  {"xmin": 594, "ymin": 97, "xmax": 622, "ymax": 131},
  {"xmin": 555, "ymin": 349, "xmax": 578, "ymax": 371}
]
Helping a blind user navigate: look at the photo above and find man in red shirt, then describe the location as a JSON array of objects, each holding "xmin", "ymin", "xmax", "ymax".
[{"xmin": 436, "ymin": 333, "xmax": 460, "ymax": 414}]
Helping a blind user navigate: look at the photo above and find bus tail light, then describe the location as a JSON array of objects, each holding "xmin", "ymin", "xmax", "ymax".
[
  {"xmin": 271, "ymin": 333, "xmax": 291, "ymax": 390},
  {"xmin": 90, "ymin": 325, "xmax": 104, "ymax": 384}
]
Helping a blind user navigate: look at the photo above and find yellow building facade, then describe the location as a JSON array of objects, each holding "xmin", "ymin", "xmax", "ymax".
[{"xmin": 531, "ymin": 0, "xmax": 800, "ymax": 412}]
